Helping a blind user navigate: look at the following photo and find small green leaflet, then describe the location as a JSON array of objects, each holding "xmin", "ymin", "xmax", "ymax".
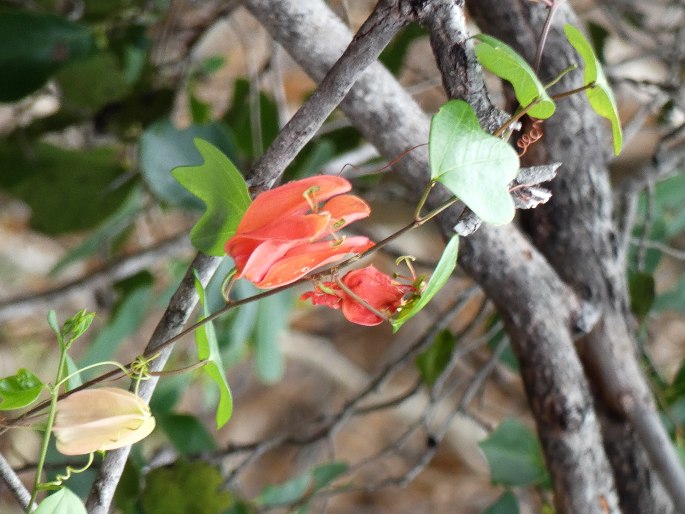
[
  {"xmin": 479, "ymin": 418, "xmax": 549, "ymax": 487},
  {"xmin": 474, "ymin": 34, "xmax": 555, "ymax": 119},
  {"xmin": 173, "ymin": 139, "xmax": 251, "ymax": 256},
  {"xmin": 563, "ymin": 24, "xmax": 623, "ymax": 155},
  {"xmin": 193, "ymin": 271, "xmax": 233, "ymax": 428},
  {"xmin": 429, "ymin": 100, "xmax": 519, "ymax": 225},
  {"xmin": 391, "ymin": 236, "xmax": 459, "ymax": 332},
  {"xmin": 0, "ymin": 368, "xmax": 45, "ymax": 410},
  {"xmin": 34, "ymin": 487, "xmax": 87, "ymax": 514}
]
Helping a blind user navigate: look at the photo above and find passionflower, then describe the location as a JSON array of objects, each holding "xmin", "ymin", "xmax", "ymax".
[
  {"xmin": 225, "ymin": 176, "xmax": 374, "ymax": 289},
  {"xmin": 52, "ymin": 387, "xmax": 155, "ymax": 456},
  {"xmin": 301, "ymin": 265, "xmax": 414, "ymax": 326}
]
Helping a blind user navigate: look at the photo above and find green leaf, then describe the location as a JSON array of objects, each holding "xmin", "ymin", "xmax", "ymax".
[
  {"xmin": 429, "ymin": 100, "xmax": 519, "ymax": 225},
  {"xmin": 155, "ymin": 413, "xmax": 217, "ymax": 455},
  {"xmin": 51, "ymin": 188, "xmax": 143, "ymax": 275},
  {"xmin": 479, "ymin": 418, "xmax": 549, "ymax": 487},
  {"xmin": 253, "ymin": 291, "xmax": 293, "ymax": 383},
  {"xmin": 172, "ymin": 138, "xmax": 251, "ymax": 255},
  {"xmin": 56, "ymin": 52, "xmax": 131, "ymax": 113},
  {"xmin": 0, "ymin": 368, "xmax": 45, "ymax": 410},
  {"xmin": 628, "ymin": 271, "xmax": 655, "ymax": 321},
  {"xmin": 0, "ymin": 141, "xmax": 135, "ymax": 234},
  {"xmin": 64, "ymin": 354, "xmax": 83, "ymax": 391},
  {"xmin": 224, "ymin": 79, "xmax": 280, "ymax": 160},
  {"xmin": 142, "ymin": 460, "xmax": 232, "ymax": 514},
  {"xmin": 258, "ymin": 472, "xmax": 311, "ymax": 507},
  {"xmin": 311, "ymin": 461, "xmax": 348, "ymax": 490},
  {"xmin": 415, "ymin": 330, "xmax": 457, "ymax": 387},
  {"xmin": 474, "ymin": 34, "xmax": 555, "ymax": 119},
  {"xmin": 563, "ymin": 24, "xmax": 623, "ymax": 155},
  {"xmin": 391, "ymin": 235, "xmax": 460, "ymax": 332},
  {"xmin": 483, "ymin": 490, "xmax": 519, "ymax": 514},
  {"xmin": 0, "ymin": 11, "xmax": 94, "ymax": 101},
  {"xmin": 34, "ymin": 487, "xmax": 87, "ymax": 514},
  {"xmin": 60, "ymin": 309, "xmax": 95, "ymax": 349},
  {"xmin": 140, "ymin": 119, "xmax": 238, "ymax": 210},
  {"xmin": 193, "ymin": 271, "xmax": 233, "ymax": 427}
]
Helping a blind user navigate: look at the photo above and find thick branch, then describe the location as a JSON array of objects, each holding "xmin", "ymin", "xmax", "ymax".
[
  {"xmin": 0, "ymin": 452, "xmax": 33, "ymax": 512},
  {"xmin": 467, "ymin": 1, "xmax": 683, "ymax": 511},
  {"xmin": 242, "ymin": 0, "xmax": 620, "ymax": 512}
]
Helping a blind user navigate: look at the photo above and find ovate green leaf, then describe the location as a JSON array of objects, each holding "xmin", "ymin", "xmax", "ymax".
[
  {"xmin": 429, "ymin": 100, "xmax": 519, "ymax": 225},
  {"xmin": 564, "ymin": 24, "xmax": 622, "ymax": 155},
  {"xmin": 173, "ymin": 138, "xmax": 251, "ymax": 255},
  {"xmin": 34, "ymin": 487, "xmax": 87, "ymax": 514},
  {"xmin": 391, "ymin": 235, "xmax": 459, "ymax": 332},
  {"xmin": 193, "ymin": 271, "xmax": 233, "ymax": 427},
  {"xmin": 0, "ymin": 368, "xmax": 45, "ymax": 410},
  {"xmin": 155, "ymin": 413, "xmax": 216, "ymax": 455},
  {"xmin": 474, "ymin": 34, "xmax": 555, "ymax": 119},
  {"xmin": 0, "ymin": 12, "xmax": 94, "ymax": 101},
  {"xmin": 415, "ymin": 329, "xmax": 457, "ymax": 386},
  {"xmin": 479, "ymin": 418, "xmax": 549, "ymax": 487}
]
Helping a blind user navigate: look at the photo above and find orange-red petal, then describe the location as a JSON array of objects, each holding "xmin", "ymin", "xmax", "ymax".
[
  {"xmin": 323, "ymin": 194, "xmax": 371, "ymax": 229},
  {"xmin": 236, "ymin": 176, "xmax": 352, "ymax": 234},
  {"xmin": 254, "ymin": 236, "xmax": 374, "ymax": 288}
]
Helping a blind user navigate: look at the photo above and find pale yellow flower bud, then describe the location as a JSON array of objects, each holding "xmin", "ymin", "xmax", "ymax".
[{"xmin": 52, "ymin": 387, "xmax": 155, "ymax": 456}]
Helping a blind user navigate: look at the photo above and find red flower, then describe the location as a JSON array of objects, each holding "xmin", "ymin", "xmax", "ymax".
[
  {"xmin": 301, "ymin": 266, "xmax": 414, "ymax": 326},
  {"xmin": 225, "ymin": 176, "xmax": 374, "ymax": 288}
]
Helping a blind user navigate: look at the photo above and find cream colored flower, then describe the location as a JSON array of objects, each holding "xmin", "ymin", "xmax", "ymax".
[{"xmin": 52, "ymin": 387, "xmax": 155, "ymax": 456}]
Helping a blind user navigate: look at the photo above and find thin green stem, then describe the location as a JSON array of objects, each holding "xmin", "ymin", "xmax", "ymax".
[
  {"xmin": 550, "ymin": 82, "xmax": 595, "ymax": 101},
  {"xmin": 544, "ymin": 64, "xmax": 577, "ymax": 89},
  {"xmin": 413, "ymin": 181, "xmax": 436, "ymax": 220},
  {"xmin": 493, "ymin": 100, "xmax": 541, "ymax": 138},
  {"xmin": 28, "ymin": 346, "xmax": 67, "ymax": 512}
]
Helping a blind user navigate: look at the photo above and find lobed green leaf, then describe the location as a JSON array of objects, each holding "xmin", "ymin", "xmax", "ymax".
[
  {"xmin": 173, "ymin": 138, "xmax": 251, "ymax": 256},
  {"xmin": 563, "ymin": 24, "xmax": 622, "ymax": 155},
  {"xmin": 429, "ymin": 100, "xmax": 519, "ymax": 225},
  {"xmin": 34, "ymin": 487, "xmax": 86, "ymax": 514},
  {"xmin": 193, "ymin": 271, "xmax": 233, "ymax": 428},
  {"xmin": 0, "ymin": 368, "xmax": 45, "ymax": 410},
  {"xmin": 474, "ymin": 34, "xmax": 555, "ymax": 119}
]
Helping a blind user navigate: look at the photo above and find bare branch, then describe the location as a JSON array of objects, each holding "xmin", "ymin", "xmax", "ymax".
[{"xmin": 0, "ymin": 452, "xmax": 33, "ymax": 512}]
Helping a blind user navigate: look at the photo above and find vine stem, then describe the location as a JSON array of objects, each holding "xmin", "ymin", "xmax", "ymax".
[
  {"xmin": 4, "ymin": 191, "xmax": 460, "ymax": 430},
  {"xmin": 27, "ymin": 345, "xmax": 68, "ymax": 512}
]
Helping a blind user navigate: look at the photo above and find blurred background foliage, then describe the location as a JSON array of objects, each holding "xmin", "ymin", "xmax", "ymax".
[{"xmin": 0, "ymin": 1, "xmax": 684, "ymax": 513}]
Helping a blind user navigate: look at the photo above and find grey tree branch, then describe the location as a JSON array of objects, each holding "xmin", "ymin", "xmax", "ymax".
[
  {"xmin": 242, "ymin": 0, "xmax": 620, "ymax": 511},
  {"xmin": 86, "ymin": 1, "xmax": 411, "ymax": 511},
  {"xmin": 466, "ymin": 1, "xmax": 684, "ymax": 510},
  {"xmin": 0, "ymin": 451, "xmax": 33, "ymax": 512},
  {"xmin": 86, "ymin": 253, "xmax": 221, "ymax": 513}
]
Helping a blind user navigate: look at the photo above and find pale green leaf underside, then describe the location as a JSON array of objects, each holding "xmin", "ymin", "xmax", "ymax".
[
  {"xmin": 172, "ymin": 138, "xmax": 251, "ymax": 256},
  {"xmin": 474, "ymin": 33, "xmax": 555, "ymax": 119},
  {"xmin": 563, "ymin": 24, "xmax": 623, "ymax": 155},
  {"xmin": 392, "ymin": 235, "xmax": 459, "ymax": 332},
  {"xmin": 34, "ymin": 488, "xmax": 87, "ymax": 514},
  {"xmin": 429, "ymin": 100, "xmax": 519, "ymax": 225},
  {"xmin": 193, "ymin": 272, "xmax": 233, "ymax": 428}
]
